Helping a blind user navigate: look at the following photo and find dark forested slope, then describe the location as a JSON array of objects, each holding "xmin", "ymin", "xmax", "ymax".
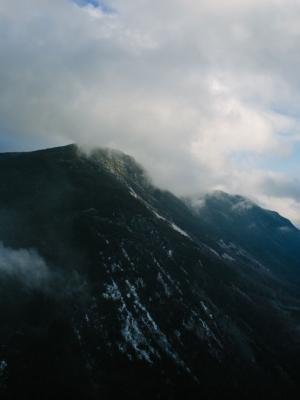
[{"xmin": 0, "ymin": 144, "xmax": 300, "ymax": 399}]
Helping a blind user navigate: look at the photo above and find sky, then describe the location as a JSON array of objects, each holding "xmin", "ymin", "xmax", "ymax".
[{"xmin": 1, "ymin": 0, "xmax": 300, "ymax": 225}]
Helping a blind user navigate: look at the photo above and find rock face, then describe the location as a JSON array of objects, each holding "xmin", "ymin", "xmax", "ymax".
[{"xmin": 0, "ymin": 144, "xmax": 300, "ymax": 399}]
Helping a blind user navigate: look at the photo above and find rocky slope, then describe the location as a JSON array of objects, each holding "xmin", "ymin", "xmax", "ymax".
[{"xmin": 0, "ymin": 144, "xmax": 300, "ymax": 399}]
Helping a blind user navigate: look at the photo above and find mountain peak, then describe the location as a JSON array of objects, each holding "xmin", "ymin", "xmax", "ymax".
[{"xmin": 1, "ymin": 145, "xmax": 300, "ymax": 399}]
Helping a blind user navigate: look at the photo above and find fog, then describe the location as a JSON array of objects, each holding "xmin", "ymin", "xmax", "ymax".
[{"xmin": 0, "ymin": 242, "xmax": 50, "ymax": 289}]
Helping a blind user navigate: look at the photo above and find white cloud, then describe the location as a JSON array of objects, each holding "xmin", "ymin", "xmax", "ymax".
[
  {"xmin": 259, "ymin": 196, "xmax": 300, "ymax": 227},
  {"xmin": 0, "ymin": 242, "xmax": 49, "ymax": 288},
  {"xmin": 0, "ymin": 0, "xmax": 300, "ymax": 223}
]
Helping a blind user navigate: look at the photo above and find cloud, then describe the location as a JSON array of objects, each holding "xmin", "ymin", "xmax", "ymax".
[
  {"xmin": 0, "ymin": 0, "xmax": 300, "ymax": 224},
  {"xmin": 0, "ymin": 242, "xmax": 90, "ymax": 301},
  {"xmin": 0, "ymin": 242, "xmax": 50, "ymax": 288}
]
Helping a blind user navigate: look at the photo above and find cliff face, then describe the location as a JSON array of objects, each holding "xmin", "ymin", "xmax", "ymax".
[{"xmin": 0, "ymin": 144, "xmax": 300, "ymax": 399}]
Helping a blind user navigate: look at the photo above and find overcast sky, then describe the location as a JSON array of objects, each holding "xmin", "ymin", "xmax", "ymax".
[{"xmin": 1, "ymin": 0, "xmax": 300, "ymax": 224}]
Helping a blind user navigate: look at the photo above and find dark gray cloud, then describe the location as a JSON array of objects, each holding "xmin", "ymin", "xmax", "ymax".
[{"xmin": 0, "ymin": 0, "xmax": 300, "ymax": 223}]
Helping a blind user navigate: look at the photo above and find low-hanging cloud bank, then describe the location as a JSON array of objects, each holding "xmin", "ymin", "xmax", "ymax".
[
  {"xmin": 0, "ymin": 242, "xmax": 50, "ymax": 288},
  {"xmin": 1, "ymin": 0, "xmax": 300, "ymax": 224},
  {"xmin": 0, "ymin": 242, "xmax": 90, "ymax": 299}
]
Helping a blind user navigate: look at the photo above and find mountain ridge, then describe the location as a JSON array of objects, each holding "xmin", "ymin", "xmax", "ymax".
[{"xmin": 0, "ymin": 144, "xmax": 300, "ymax": 399}]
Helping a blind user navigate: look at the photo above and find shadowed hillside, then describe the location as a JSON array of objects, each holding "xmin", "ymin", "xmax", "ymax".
[{"xmin": 0, "ymin": 144, "xmax": 300, "ymax": 399}]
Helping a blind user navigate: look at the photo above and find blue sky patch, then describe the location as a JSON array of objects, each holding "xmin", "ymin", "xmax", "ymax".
[
  {"xmin": 73, "ymin": 0, "xmax": 114, "ymax": 14},
  {"xmin": 74, "ymin": 0, "xmax": 100, "ymax": 7}
]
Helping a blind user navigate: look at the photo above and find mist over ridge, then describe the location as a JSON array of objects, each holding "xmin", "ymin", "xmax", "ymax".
[{"xmin": 1, "ymin": 0, "xmax": 300, "ymax": 223}]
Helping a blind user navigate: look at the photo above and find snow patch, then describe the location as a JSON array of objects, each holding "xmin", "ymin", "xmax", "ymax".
[
  {"xmin": 170, "ymin": 223, "xmax": 191, "ymax": 238},
  {"xmin": 122, "ymin": 247, "xmax": 135, "ymax": 267},
  {"xmin": 128, "ymin": 187, "xmax": 139, "ymax": 199},
  {"xmin": 151, "ymin": 210, "xmax": 191, "ymax": 239},
  {"xmin": 103, "ymin": 279, "xmax": 157, "ymax": 362},
  {"xmin": 157, "ymin": 272, "xmax": 172, "ymax": 297},
  {"xmin": 103, "ymin": 280, "xmax": 122, "ymax": 301},
  {"xmin": 153, "ymin": 257, "xmax": 183, "ymax": 295},
  {"xmin": 222, "ymin": 253, "xmax": 235, "ymax": 262}
]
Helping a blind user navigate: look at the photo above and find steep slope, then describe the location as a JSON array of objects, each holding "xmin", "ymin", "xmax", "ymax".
[
  {"xmin": 0, "ymin": 144, "xmax": 300, "ymax": 399},
  {"xmin": 186, "ymin": 191, "xmax": 300, "ymax": 282}
]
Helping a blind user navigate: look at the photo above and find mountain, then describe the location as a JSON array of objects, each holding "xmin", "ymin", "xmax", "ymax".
[
  {"xmin": 185, "ymin": 190, "xmax": 300, "ymax": 283},
  {"xmin": 0, "ymin": 144, "xmax": 300, "ymax": 399}
]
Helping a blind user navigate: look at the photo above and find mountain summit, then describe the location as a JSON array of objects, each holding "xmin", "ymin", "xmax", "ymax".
[{"xmin": 0, "ymin": 144, "xmax": 300, "ymax": 399}]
